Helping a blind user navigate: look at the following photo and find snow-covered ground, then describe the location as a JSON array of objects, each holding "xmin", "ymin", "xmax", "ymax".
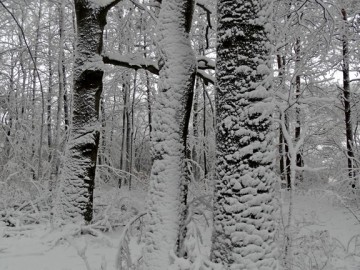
[
  {"xmin": 1, "ymin": 190, "xmax": 359, "ymax": 270},
  {"xmin": 279, "ymin": 190, "xmax": 360, "ymax": 270}
]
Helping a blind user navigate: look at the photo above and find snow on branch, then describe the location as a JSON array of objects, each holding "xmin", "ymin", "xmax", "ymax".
[
  {"xmin": 197, "ymin": 70, "xmax": 214, "ymax": 85},
  {"xmin": 89, "ymin": 0, "xmax": 122, "ymax": 9},
  {"xmin": 197, "ymin": 56, "xmax": 215, "ymax": 70},
  {"xmin": 103, "ymin": 52, "xmax": 215, "ymax": 84},
  {"xmin": 102, "ymin": 53, "xmax": 160, "ymax": 75}
]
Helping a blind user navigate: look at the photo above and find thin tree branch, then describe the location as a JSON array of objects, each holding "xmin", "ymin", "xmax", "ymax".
[
  {"xmin": 129, "ymin": 0, "xmax": 158, "ymax": 22},
  {"xmin": 104, "ymin": 0, "xmax": 122, "ymax": 11}
]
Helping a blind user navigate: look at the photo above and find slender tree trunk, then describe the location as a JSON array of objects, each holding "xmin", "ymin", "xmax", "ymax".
[
  {"xmin": 211, "ymin": 0, "xmax": 278, "ymax": 268},
  {"xmin": 145, "ymin": 72, "xmax": 152, "ymax": 139},
  {"xmin": 31, "ymin": 0, "xmax": 43, "ymax": 180},
  {"xmin": 143, "ymin": 0, "xmax": 196, "ymax": 268},
  {"xmin": 342, "ymin": 8, "xmax": 355, "ymax": 188},
  {"xmin": 277, "ymin": 54, "xmax": 291, "ymax": 188},
  {"xmin": 47, "ymin": 2, "xmax": 55, "ymax": 165},
  {"xmin": 192, "ymin": 80, "xmax": 200, "ymax": 180},
  {"xmin": 62, "ymin": 59, "xmax": 69, "ymax": 131},
  {"xmin": 47, "ymin": 24, "xmax": 53, "ymax": 163},
  {"xmin": 126, "ymin": 78, "xmax": 131, "ymax": 184},
  {"xmin": 279, "ymin": 126, "xmax": 285, "ymax": 182},
  {"xmin": 119, "ymin": 76, "xmax": 130, "ymax": 188},
  {"xmin": 143, "ymin": 32, "xmax": 152, "ymax": 139},
  {"xmin": 5, "ymin": 56, "xmax": 15, "ymax": 161},
  {"xmin": 294, "ymin": 37, "xmax": 303, "ymax": 184},
  {"xmin": 202, "ymin": 82, "xmax": 208, "ymax": 177},
  {"xmin": 285, "ymin": 113, "xmax": 291, "ymax": 188},
  {"xmin": 129, "ymin": 71, "xmax": 137, "ymax": 190},
  {"xmin": 52, "ymin": 0, "xmax": 66, "ymax": 187}
]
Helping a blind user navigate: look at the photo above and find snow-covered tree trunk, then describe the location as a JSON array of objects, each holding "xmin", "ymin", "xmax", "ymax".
[
  {"xmin": 142, "ymin": 0, "xmax": 196, "ymax": 268},
  {"xmin": 211, "ymin": 0, "xmax": 278, "ymax": 269},
  {"xmin": 56, "ymin": 0, "xmax": 120, "ymax": 223}
]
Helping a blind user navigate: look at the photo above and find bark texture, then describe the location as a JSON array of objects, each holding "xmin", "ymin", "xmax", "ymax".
[
  {"xmin": 142, "ymin": 0, "xmax": 196, "ymax": 269},
  {"xmin": 341, "ymin": 8, "xmax": 356, "ymax": 187},
  {"xmin": 56, "ymin": 0, "xmax": 116, "ymax": 223},
  {"xmin": 211, "ymin": 0, "xmax": 278, "ymax": 268}
]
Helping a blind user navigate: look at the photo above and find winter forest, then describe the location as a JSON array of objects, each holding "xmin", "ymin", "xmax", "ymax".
[{"xmin": 0, "ymin": 0, "xmax": 360, "ymax": 269}]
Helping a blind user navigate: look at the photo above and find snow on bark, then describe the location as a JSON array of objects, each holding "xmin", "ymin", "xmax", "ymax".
[
  {"xmin": 55, "ymin": 0, "xmax": 113, "ymax": 224},
  {"xmin": 142, "ymin": 0, "xmax": 196, "ymax": 269},
  {"xmin": 211, "ymin": 0, "xmax": 278, "ymax": 269}
]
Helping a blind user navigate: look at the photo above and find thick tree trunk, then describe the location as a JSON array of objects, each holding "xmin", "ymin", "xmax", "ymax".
[
  {"xmin": 56, "ymin": 0, "xmax": 119, "ymax": 223},
  {"xmin": 143, "ymin": 0, "xmax": 196, "ymax": 268},
  {"xmin": 211, "ymin": 0, "xmax": 278, "ymax": 268}
]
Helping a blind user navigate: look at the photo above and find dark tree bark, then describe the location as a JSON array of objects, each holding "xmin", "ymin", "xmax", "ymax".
[
  {"xmin": 202, "ymin": 82, "xmax": 208, "ymax": 177},
  {"xmin": 46, "ymin": 8, "xmax": 54, "ymax": 164},
  {"xmin": 211, "ymin": 0, "xmax": 278, "ymax": 268},
  {"xmin": 277, "ymin": 53, "xmax": 291, "ymax": 188},
  {"xmin": 119, "ymin": 76, "xmax": 130, "ymax": 188},
  {"xmin": 294, "ymin": 37, "xmax": 304, "ymax": 184},
  {"xmin": 56, "ymin": 0, "xmax": 121, "ymax": 223},
  {"xmin": 284, "ymin": 113, "xmax": 291, "ymax": 189},
  {"xmin": 341, "ymin": 8, "xmax": 356, "ymax": 188}
]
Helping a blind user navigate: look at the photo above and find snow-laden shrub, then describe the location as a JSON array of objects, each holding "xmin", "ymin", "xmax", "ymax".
[
  {"xmin": 278, "ymin": 189, "xmax": 360, "ymax": 270},
  {"xmin": 92, "ymin": 187, "xmax": 146, "ymax": 231},
  {"xmin": 292, "ymin": 230, "xmax": 360, "ymax": 270},
  {"xmin": 115, "ymin": 212, "xmax": 146, "ymax": 270},
  {"xmin": 0, "ymin": 180, "xmax": 49, "ymax": 227}
]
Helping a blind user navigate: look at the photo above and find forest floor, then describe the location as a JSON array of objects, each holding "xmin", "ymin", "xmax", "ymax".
[{"xmin": 0, "ymin": 189, "xmax": 359, "ymax": 270}]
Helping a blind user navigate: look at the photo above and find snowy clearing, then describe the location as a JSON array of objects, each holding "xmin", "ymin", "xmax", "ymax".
[{"xmin": 1, "ymin": 190, "xmax": 359, "ymax": 270}]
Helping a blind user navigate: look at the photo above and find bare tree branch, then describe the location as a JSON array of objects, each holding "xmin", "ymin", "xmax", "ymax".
[{"xmin": 196, "ymin": 0, "xmax": 213, "ymax": 49}]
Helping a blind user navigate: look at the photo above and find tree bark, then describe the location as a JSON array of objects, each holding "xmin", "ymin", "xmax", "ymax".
[
  {"xmin": 31, "ymin": 0, "xmax": 43, "ymax": 180},
  {"xmin": 294, "ymin": 37, "xmax": 303, "ymax": 184},
  {"xmin": 211, "ymin": 0, "xmax": 278, "ymax": 268},
  {"xmin": 277, "ymin": 53, "xmax": 291, "ymax": 188},
  {"xmin": 342, "ymin": 8, "xmax": 355, "ymax": 188},
  {"xmin": 47, "ymin": 17, "xmax": 53, "ymax": 163},
  {"xmin": 56, "ymin": 0, "xmax": 120, "ymax": 223},
  {"xmin": 142, "ymin": 0, "xmax": 196, "ymax": 268}
]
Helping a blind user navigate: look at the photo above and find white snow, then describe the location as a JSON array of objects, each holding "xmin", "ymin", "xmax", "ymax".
[
  {"xmin": 279, "ymin": 190, "xmax": 360, "ymax": 270},
  {"xmin": 1, "ymin": 189, "xmax": 359, "ymax": 269},
  {"xmin": 88, "ymin": 0, "xmax": 116, "ymax": 8}
]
